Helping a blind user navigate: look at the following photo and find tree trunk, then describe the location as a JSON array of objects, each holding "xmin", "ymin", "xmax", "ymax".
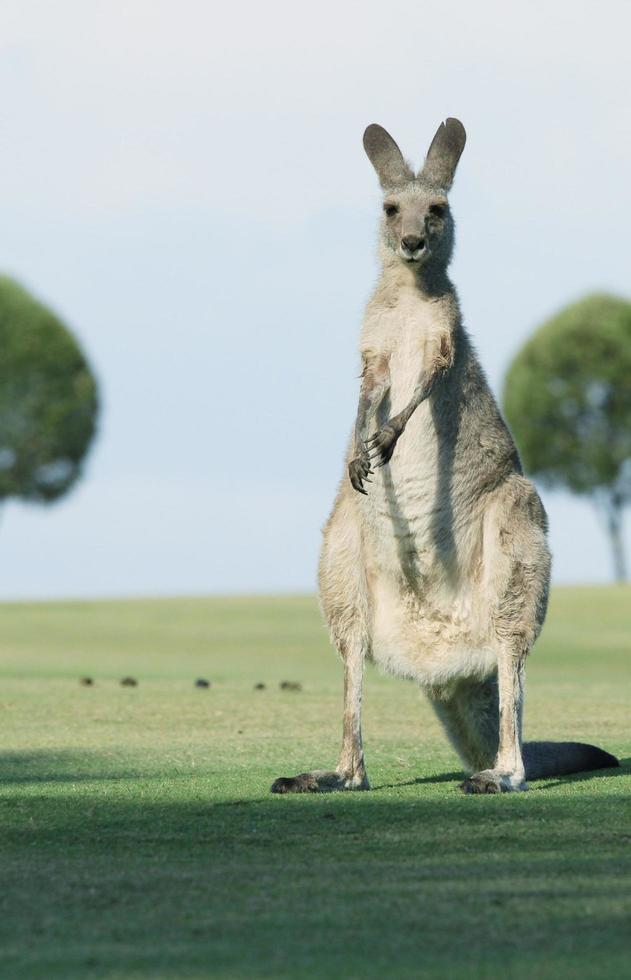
[{"xmin": 605, "ymin": 500, "xmax": 627, "ymax": 583}]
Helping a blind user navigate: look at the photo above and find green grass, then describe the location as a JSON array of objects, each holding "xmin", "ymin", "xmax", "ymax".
[{"xmin": 1, "ymin": 587, "xmax": 630, "ymax": 979}]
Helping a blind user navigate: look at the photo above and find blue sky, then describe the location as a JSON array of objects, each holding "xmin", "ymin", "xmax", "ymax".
[{"xmin": 0, "ymin": 0, "xmax": 630, "ymax": 598}]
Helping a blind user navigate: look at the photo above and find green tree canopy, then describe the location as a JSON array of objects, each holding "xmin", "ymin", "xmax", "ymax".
[
  {"xmin": 0, "ymin": 276, "xmax": 98, "ymax": 504},
  {"xmin": 503, "ymin": 293, "xmax": 631, "ymax": 581}
]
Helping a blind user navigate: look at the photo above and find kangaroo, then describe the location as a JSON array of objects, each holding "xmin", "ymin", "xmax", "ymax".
[{"xmin": 272, "ymin": 119, "xmax": 619, "ymax": 795}]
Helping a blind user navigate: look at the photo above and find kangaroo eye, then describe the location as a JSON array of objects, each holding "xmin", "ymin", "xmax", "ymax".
[
  {"xmin": 384, "ymin": 204, "xmax": 399, "ymax": 218},
  {"xmin": 429, "ymin": 203, "xmax": 446, "ymax": 218}
]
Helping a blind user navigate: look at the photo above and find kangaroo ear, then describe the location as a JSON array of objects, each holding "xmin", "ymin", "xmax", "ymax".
[
  {"xmin": 420, "ymin": 118, "xmax": 466, "ymax": 190},
  {"xmin": 363, "ymin": 124, "xmax": 413, "ymax": 189}
]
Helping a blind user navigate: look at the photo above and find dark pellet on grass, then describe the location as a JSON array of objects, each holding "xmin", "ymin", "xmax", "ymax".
[
  {"xmin": 280, "ymin": 681, "xmax": 302, "ymax": 692},
  {"xmin": 195, "ymin": 678, "xmax": 211, "ymax": 688},
  {"xmin": 120, "ymin": 677, "xmax": 138, "ymax": 687},
  {"xmin": 254, "ymin": 682, "xmax": 266, "ymax": 690},
  {"xmin": 79, "ymin": 677, "xmax": 94, "ymax": 686}
]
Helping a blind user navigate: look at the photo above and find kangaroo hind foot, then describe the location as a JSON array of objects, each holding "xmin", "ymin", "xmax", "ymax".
[
  {"xmin": 459, "ymin": 769, "xmax": 527, "ymax": 794},
  {"xmin": 271, "ymin": 768, "xmax": 370, "ymax": 794}
]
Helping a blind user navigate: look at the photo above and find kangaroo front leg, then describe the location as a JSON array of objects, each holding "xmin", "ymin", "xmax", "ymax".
[
  {"xmin": 367, "ymin": 331, "xmax": 454, "ymax": 467},
  {"xmin": 460, "ymin": 653, "xmax": 527, "ymax": 794},
  {"xmin": 270, "ymin": 639, "xmax": 368, "ymax": 794},
  {"xmin": 348, "ymin": 352, "xmax": 390, "ymax": 494}
]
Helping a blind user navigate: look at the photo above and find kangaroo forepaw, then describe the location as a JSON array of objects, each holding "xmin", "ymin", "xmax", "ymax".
[
  {"xmin": 459, "ymin": 769, "xmax": 528, "ymax": 794},
  {"xmin": 270, "ymin": 769, "xmax": 370, "ymax": 794},
  {"xmin": 348, "ymin": 451, "xmax": 373, "ymax": 495},
  {"xmin": 366, "ymin": 422, "xmax": 400, "ymax": 467}
]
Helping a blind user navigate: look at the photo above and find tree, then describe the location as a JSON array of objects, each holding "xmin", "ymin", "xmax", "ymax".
[
  {"xmin": 0, "ymin": 276, "xmax": 98, "ymax": 508},
  {"xmin": 503, "ymin": 294, "xmax": 631, "ymax": 582}
]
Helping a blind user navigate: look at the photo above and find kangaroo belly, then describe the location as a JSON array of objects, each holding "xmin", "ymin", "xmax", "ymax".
[{"xmin": 369, "ymin": 573, "xmax": 497, "ymax": 689}]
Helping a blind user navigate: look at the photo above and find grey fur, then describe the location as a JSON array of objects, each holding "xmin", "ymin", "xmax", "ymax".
[
  {"xmin": 421, "ymin": 118, "xmax": 466, "ymax": 189},
  {"xmin": 363, "ymin": 124, "xmax": 413, "ymax": 189},
  {"xmin": 271, "ymin": 119, "xmax": 619, "ymax": 797}
]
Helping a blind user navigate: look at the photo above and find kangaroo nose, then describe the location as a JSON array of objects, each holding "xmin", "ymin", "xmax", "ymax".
[{"xmin": 401, "ymin": 235, "xmax": 424, "ymax": 252}]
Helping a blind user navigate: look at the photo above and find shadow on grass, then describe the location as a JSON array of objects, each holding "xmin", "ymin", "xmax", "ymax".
[
  {"xmin": 0, "ymin": 750, "xmax": 150, "ymax": 785},
  {"xmin": 373, "ymin": 770, "xmax": 465, "ymax": 789},
  {"xmin": 540, "ymin": 757, "xmax": 630, "ymax": 789},
  {"xmin": 1, "ymin": 751, "xmax": 631, "ymax": 979},
  {"xmin": 373, "ymin": 759, "xmax": 628, "ymax": 792}
]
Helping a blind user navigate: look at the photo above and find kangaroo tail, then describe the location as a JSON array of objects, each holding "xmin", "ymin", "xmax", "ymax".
[{"xmin": 523, "ymin": 741, "xmax": 619, "ymax": 780}]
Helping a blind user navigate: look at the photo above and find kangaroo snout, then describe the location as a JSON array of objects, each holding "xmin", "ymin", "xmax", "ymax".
[{"xmin": 401, "ymin": 235, "xmax": 425, "ymax": 260}]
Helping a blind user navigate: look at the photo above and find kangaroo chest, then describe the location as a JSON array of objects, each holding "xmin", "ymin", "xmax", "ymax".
[
  {"xmin": 364, "ymin": 298, "xmax": 443, "ymax": 483},
  {"xmin": 365, "ymin": 294, "xmax": 440, "ymax": 408}
]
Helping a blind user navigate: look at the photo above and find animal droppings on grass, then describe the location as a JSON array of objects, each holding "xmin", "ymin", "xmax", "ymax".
[
  {"xmin": 254, "ymin": 682, "xmax": 266, "ymax": 690},
  {"xmin": 195, "ymin": 678, "xmax": 211, "ymax": 688},
  {"xmin": 120, "ymin": 677, "xmax": 138, "ymax": 687},
  {"xmin": 280, "ymin": 680, "xmax": 302, "ymax": 692},
  {"xmin": 79, "ymin": 677, "xmax": 94, "ymax": 686}
]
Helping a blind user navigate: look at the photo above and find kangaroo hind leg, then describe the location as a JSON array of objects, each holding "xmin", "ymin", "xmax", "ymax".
[
  {"xmin": 459, "ymin": 478, "xmax": 550, "ymax": 794},
  {"xmin": 430, "ymin": 656, "xmax": 527, "ymax": 794},
  {"xmin": 270, "ymin": 635, "xmax": 368, "ymax": 794},
  {"xmin": 429, "ymin": 478, "xmax": 550, "ymax": 794},
  {"xmin": 430, "ymin": 674, "xmax": 500, "ymax": 780},
  {"xmin": 271, "ymin": 495, "xmax": 370, "ymax": 794},
  {"xmin": 457, "ymin": 655, "xmax": 528, "ymax": 794}
]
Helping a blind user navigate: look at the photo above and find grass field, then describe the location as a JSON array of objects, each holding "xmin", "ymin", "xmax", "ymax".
[{"xmin": 1, "ymin": 587, "xmax": 630, "ymax": 979}]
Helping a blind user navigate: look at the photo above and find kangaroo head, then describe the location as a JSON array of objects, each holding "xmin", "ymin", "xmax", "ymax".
[{"xmin": 363, "ymin": 119, "xmax": 466, "ymax": 271}]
